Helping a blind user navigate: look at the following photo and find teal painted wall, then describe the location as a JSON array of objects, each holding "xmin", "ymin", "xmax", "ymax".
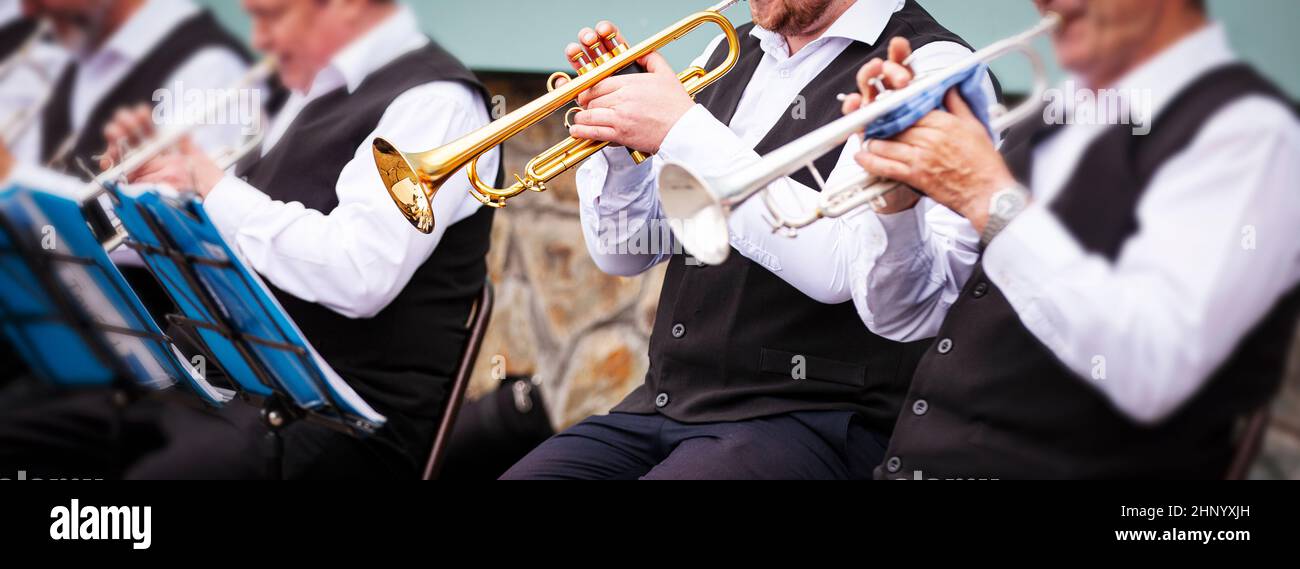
[{"xmin": 199, "ymin": 0, "xmax": 1300, "ymax": 97}]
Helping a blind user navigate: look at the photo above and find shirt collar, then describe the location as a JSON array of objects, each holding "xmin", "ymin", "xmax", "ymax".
[
  {"xmin": 93, "ymin": 0, "xmax": 199, "ymax": 65},
  {"xmin": 320, "ymin": 4, "xmax": 429, "ymax": 95},
  {"xmin": 749, "ymin": 0, "xmax": 903, "ymax": 58}
]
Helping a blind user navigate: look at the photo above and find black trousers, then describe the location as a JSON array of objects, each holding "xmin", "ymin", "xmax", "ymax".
[
  {"xmin": 126, "ymin": 397, "xmax": 432, "ymax": 480},
  {"xmin": 0, "ymin": 376, "xmax": 434, "ymax": 480},
  {"xmin": 501, "ymin": 410, "xmax": 888, "ymax": 480},
  {"xmin": 0, "ymin": 382, "xmax": 163, "ymax": 479},
  {"xmin": 1, "ymin": 342, "xmax": 21, "ymax": 384}
]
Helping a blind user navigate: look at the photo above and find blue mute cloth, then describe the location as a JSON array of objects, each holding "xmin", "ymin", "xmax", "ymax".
[{"xmin": 862, "ymin": 63, "xmax": 994, "ymax": 141}]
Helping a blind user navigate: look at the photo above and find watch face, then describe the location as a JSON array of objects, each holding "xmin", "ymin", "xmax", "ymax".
[{"xmin": 993, "ymin": 192, "xmax": 1025, "ymax": 216}]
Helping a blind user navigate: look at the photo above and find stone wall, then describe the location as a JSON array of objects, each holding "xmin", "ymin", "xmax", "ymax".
[
  {"xmin": 468, "ymin": 72, "xmax": 1300, "ymax": 478},
  {"xmin": 464, "ymin": 73, "xmax": 662, "ymax": 430}
]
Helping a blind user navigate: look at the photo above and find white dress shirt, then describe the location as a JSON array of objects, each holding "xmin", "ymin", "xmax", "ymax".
[
  {"xmin": 576, "ymin": 0, "xmax": 993, "ymax": 304},
  {"xmin": 0, "ymin": 1, "xmax": 17, "ymax": 25},
  {"xmin": 201, "ymin": 5, "xmax": 496, "ymax": 320},
  {"xmin": 0, "ymin": 0, "xmax": 67, "ymax": 156},
  {"xmin": 11, "ymin": 0, "xmax": 248, "ymax": 165},
  {"xmin": 856, "ymin": 24, "xmax": 1300, "ymax": 424}
]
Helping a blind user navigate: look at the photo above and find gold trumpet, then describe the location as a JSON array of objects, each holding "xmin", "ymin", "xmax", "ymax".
[{"xmin": 373, "ymin": 0, "xmax": 744, "ymax": 234}]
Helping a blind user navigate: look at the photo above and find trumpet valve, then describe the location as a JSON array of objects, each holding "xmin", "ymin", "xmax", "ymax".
[
  {"xmin": 607, "ymin": 32, "xmax": 631, "ymax": 59},
  {"xmin": 586, "ymin": 37, "xmax": 614, "ymax": 67},
  {"xmin": 571, "ymin": 50, "xmax": 596, "ymax": 76}
]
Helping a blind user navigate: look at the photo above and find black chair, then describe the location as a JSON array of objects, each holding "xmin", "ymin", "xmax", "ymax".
[
  {"xmin": 1224, "ymin": 407, "xmax": 1271, "ymax": 480},
  {"xmin": 422, "ymin": 280, "xmax": 494, "ymax": 480}
]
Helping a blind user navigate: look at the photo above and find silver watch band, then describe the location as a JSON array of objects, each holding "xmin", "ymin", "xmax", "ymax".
[{"xmin": 980, "ymin": 184, "xmax": 1030, "ymax": 249}]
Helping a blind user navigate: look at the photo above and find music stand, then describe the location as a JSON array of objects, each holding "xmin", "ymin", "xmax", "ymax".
[
  {"xmin": 0, "ymin": 183, "xmax": 230, "ymax": 403},
  {"xmin": 108, "ymin": 185, "xmax": 386, "ymax": 476}
]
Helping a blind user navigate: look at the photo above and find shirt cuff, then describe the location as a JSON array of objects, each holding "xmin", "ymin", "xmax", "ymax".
[
  {"xmin": 982, "ymin": 203, "xmax": 1086, "ymax": 300},
  {"xmin": 600, "ymin": 146, "xmax": 648, "ymax": 175},
  {"xmin": 577, "ymin": 150, "xmax": 656, "ymax": 214},
  {"xmin": 659, "ymin": 104, "xmax": 751, "ymax": 174},
  {"xmin": 203, "ymin": 175, "xmax": 271, "ymax": 239},
  {"xmin": 874, "ymin": 205, "xmax": 927, "ymax": 265}
]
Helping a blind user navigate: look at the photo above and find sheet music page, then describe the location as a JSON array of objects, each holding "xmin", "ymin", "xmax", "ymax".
[
  {"xmin": 15, "ymin": 194, "xmax": 176, "ymax": 390},
  {"xmin": 217, "ymin": 227, "xmax": 387, "ymax": 426}
]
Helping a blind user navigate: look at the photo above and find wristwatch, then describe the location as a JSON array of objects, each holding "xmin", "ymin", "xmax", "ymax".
[{"xmin": 980, "ymin": 183, "xmax": 1030, "ymax": 249}]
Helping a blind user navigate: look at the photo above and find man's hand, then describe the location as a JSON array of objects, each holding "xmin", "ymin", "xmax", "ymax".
[
  {"xmin": 99, "ymin": 104, "xmax": 226, "ymax": 197},
  {"xmin": 556, "ymin": 21, "xmax": 695, "ymax": 155},
  {"xmin": 841, "ymin": 37, "xmax": 922, "ymax": 215},
  {"xmin": 853, "ymin": 89, "xmax": 1018, "ymax": 233}
]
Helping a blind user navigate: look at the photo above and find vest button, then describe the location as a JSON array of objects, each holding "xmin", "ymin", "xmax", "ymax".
[
  {"xmin": 655, "ymin": 392, "xmax": 670, "ymax": 408},
  {"xmin": 972, "ymin": 282, "xmax": 989, "ymax": 298},
  {"xmin": 937, "ymin": 338, "xmax": 953, "ymax": 354},
  {"xmin": 886, "ymin": 456, "xmax": 902, "ymax": 473},
  {"xmin": 912, "ymin": 399, "xmax": 929, "ymax": 416},
  {"xmin": 671, "ymin": 323, "xmax": 686, "ymax": 339}
]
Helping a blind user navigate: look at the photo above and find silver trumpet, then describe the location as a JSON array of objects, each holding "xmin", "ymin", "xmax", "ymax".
[
  {"xmin": 80, "ymin": 57, "xmax": 277, "ymax": 251},
  {"xmin": 657, "ymin": 13, "xmax": 1061, "ymax": 265},
  {"xmin": 0, "ymin": 19, "xmax": 56, "ymax": 146}
]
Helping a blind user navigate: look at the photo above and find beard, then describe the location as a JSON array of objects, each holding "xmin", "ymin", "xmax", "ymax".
[{"xmin": 751, "ymin": 0, "xmax": 837, "ymax": 37}]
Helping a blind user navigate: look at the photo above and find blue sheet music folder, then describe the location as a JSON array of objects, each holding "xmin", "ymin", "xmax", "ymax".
[
  {"xmin": 111, "ymin": 186, "xmax": 386, "ymax": 433},
  {"xmin": 0, "ymin": 183, "xmax": 229, "ymax": 404}
]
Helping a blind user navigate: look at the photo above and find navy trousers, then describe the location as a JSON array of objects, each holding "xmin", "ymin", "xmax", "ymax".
[{"xmin": 501, "ymin": 410, "xmax": 888, "ymax": 480}]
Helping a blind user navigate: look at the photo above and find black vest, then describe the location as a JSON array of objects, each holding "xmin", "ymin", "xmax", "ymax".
[
  {"xmin": 40, "ymin": 10, "xmax": 249, "ymax": 174},
  {"xmin": 614, "ymin": 1, "xmax": 975, "ymax": 431},
  {"xmin": 879, "ymin": 64, "xmax": 1300, "ymax": 479},
  {"xmin": 0, "ymin": 17, "xmax": 37, "ymax": 61},
  {"xmin": 236, "ymin": 42, "xmax": 497, "ymax": 422}
]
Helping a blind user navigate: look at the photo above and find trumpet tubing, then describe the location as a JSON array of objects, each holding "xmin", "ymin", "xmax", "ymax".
[
  {"xmin": 77, "ymin": 57, "xmax": 278, "ymax": 253},
  {"xmin": 783, "ymin": 108, "xmax": 1030, "ymax": 232},
  {"xmin": 373, "ymin": 0, "xmax": 745, "ymax": 234},
  {"xmin": 657, "ymin": 14, "xmax": 1062, "ymax": 265},
  {"xmin": 84, "ymin": 56, "xmax": 278, "ymax": 201},
  {"xmin": 0, "ymin": 20, "xmax": 55, "ymax": 146}
]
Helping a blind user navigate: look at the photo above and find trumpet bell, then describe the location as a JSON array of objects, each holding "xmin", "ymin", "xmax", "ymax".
[
  {"xmin": 658, "ymin": 163, "xmax": 730, "ymax": 266},
  {"xmin": 374, "ymin": 137, "xmax": 436, "ymax": 233}
]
